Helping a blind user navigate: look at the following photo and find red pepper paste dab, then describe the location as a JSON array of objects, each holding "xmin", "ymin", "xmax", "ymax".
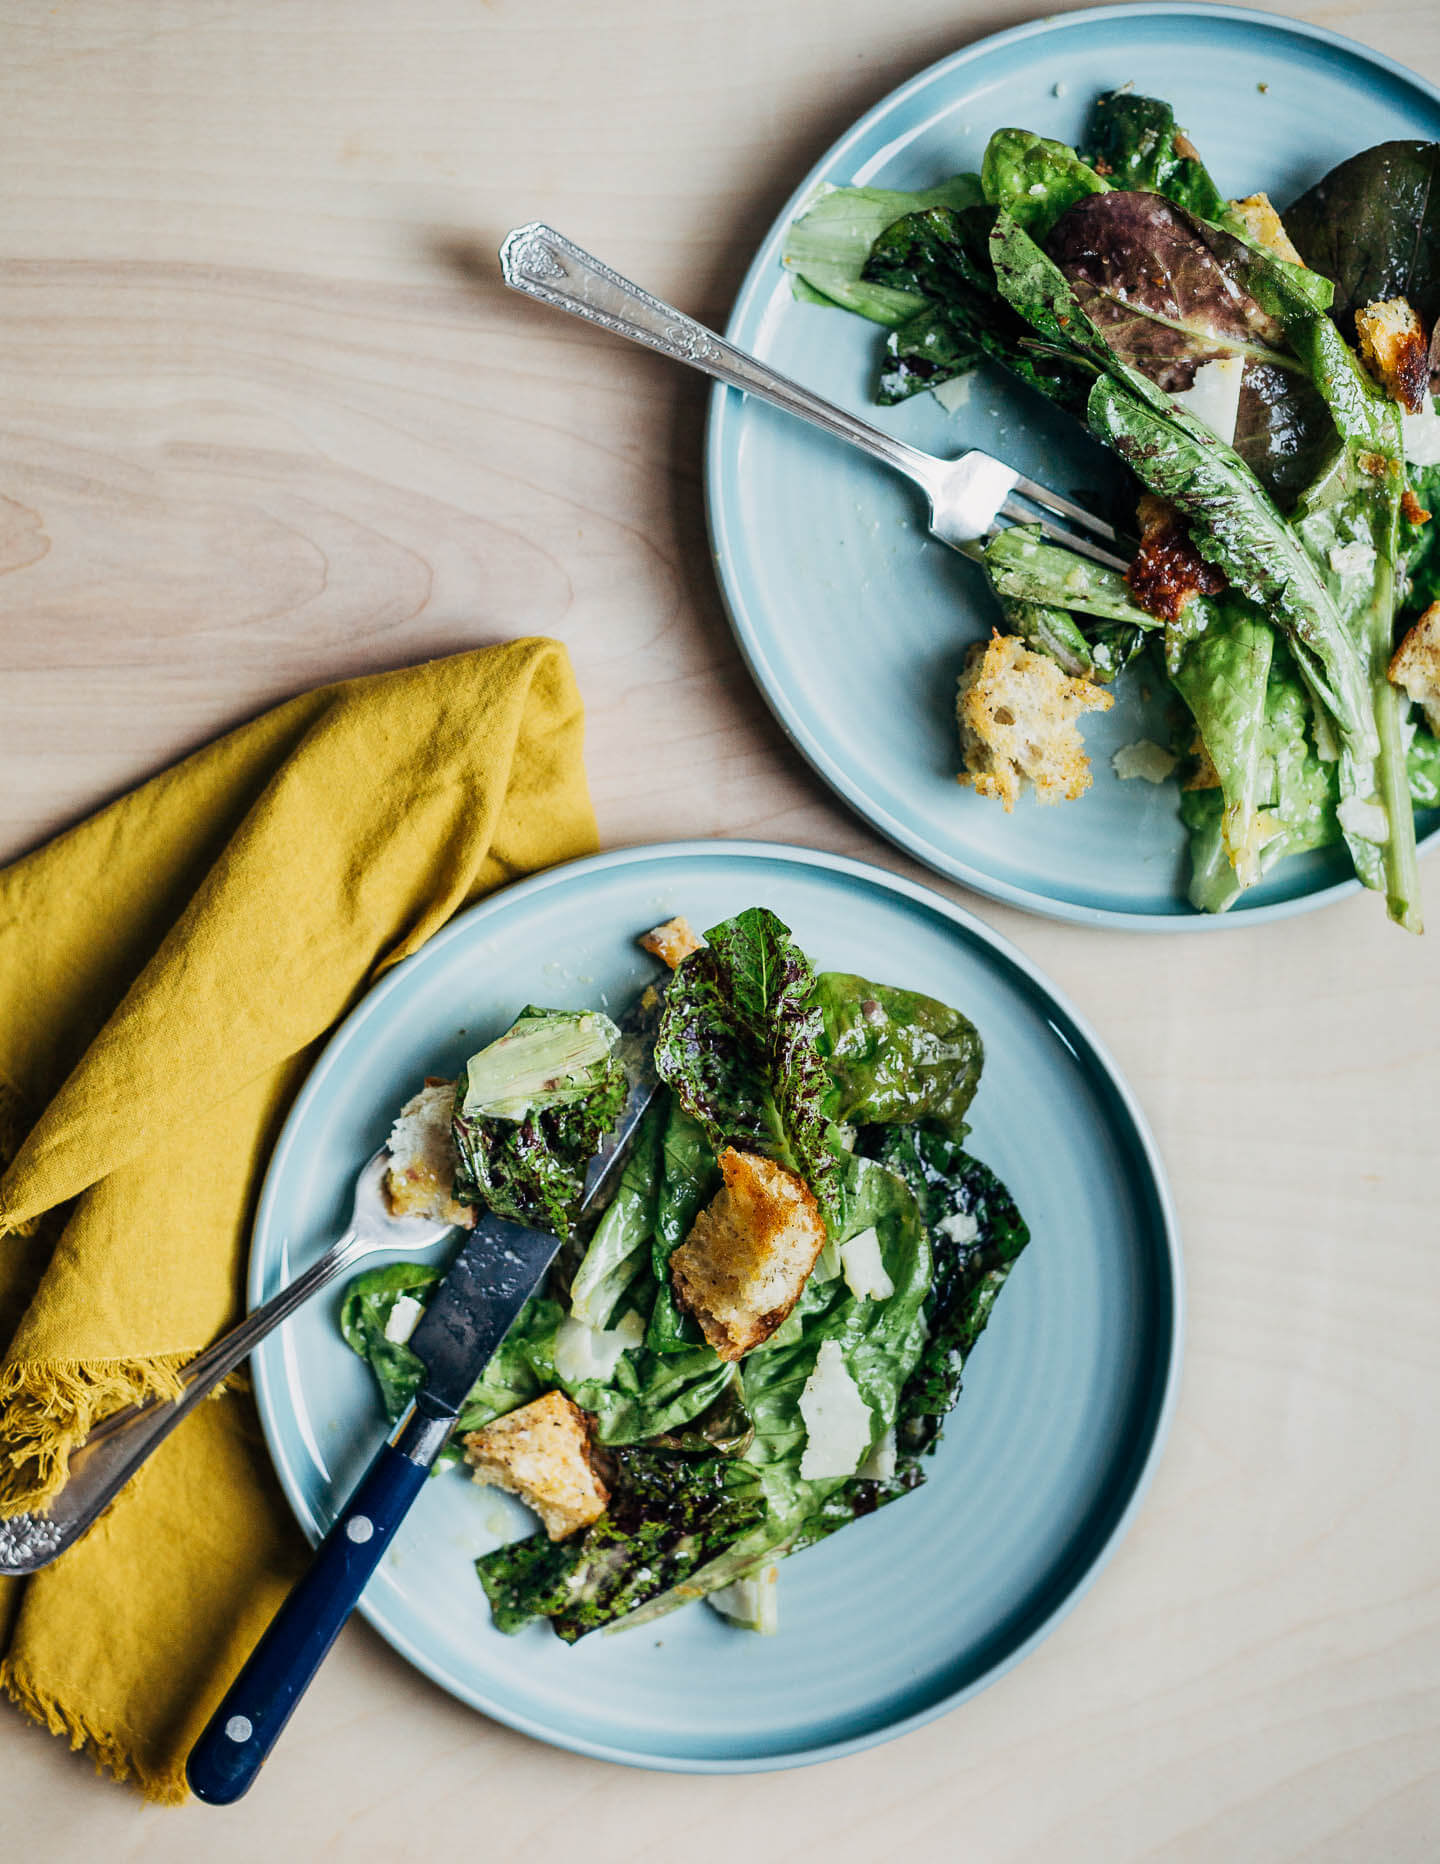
[{"xmin": 1125, "ymin": 494, "xmax": 1227, "ymax": 624}]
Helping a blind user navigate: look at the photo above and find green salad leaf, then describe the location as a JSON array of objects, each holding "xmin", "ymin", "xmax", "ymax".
[
  {"xmin": 781, "ymin": 175, "xmax": 985, "ymax": 324},
  {"xmin": 1403, "ymin": 463, "xmax": 1440, "ymax": 617},
  {"xmin": 653, "ymin": 908, "xmax": 840, "ymax": 1222},
  {"xmin": 1081, "ymin": 89, "xmax": 1231, "ymax": 222},
  {"xmin": 475, "ymin": 1447, "xmax": 766, "ymax": 1641},
  {"xmin": 338, "ymin": 1261, "xmax": 442, "ymax": 1422},
  {"xmin": 868, "ymin": 1127, "xmax": 1031, "ymax": 1462},
  {"xmin": 451, "ymin": 1007, "xmax": 628, "ymax": 1238},
  {"xmin": 339, "ymin": 1261, "xmax": 557, "ymax": 1442},
  {"xmin": 1410, "ymin": 725, "xmax": 1440, "ymax": 809},
  {"xmin": 983, "ymin": 524, "xmax": 1161, "ymax": 626},
  {"xmin": 565, "ymin": 1098, "xmax": 664, "ymax": 1330},
  {"xmin": 814, "ymin": 973, "xmax": 984, "ymax": 1136},
  {"xmin": 980, "ymin": 127, "xmax": 1109, "ymax": 237},
  {"xmin": 862, "ymin": 204, "xmax": 1098, "ymax": 411},
  {"xmin": 1285, "ymin": 140, "xmax": 1440, "ymax": 338},
  {"xmin": 998, "ymin": 592, "xmax": 1107, "ymax": 678},
  {"xmin": 1168, "ymin": 598, "xmax": 1276, "ymax": 887}
]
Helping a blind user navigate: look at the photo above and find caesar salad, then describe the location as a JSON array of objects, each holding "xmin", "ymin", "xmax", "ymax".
[
  {"xmin": 339, "ymin": 907, "xmax": 1029, "ymax": 1642},
  {"xmin": 783, "ymin": 91, "xmax": 1440, "ymax": 928}
]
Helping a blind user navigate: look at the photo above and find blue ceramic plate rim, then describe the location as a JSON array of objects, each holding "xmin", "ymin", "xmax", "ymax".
[
  {"xmin": 250, "ymin": 838, "xmax": 1184, "ymax": 1772},
  {"xmin": 705, "ymin": 3, "xmax": 1440, "ymax": 931}
]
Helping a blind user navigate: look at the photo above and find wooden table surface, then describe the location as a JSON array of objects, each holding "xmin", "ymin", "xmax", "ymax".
[{"xmin": 2, "ymin": 2, "xmax": 1437, "ymax": 1857}]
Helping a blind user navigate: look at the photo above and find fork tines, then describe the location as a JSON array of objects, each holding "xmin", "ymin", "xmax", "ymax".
[{"xmin": 997, "ymin": 477, "xmax": 1132, "ymax": 574}]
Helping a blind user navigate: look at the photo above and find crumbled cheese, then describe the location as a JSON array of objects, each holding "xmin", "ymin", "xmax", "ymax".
[
  {"xmin": 1171, "ymin": 356, "xmax": 1244, "ymax": 446},
  {"xmin": 935, "ymin": 1207, "xmax": 980, "ymax": 1247},
  {"xmin": 1112, "ymin": 739, "xmax": 1180, "ymax": 784},
  {"xmin": 553, "ymin": 1308, "xmax": 645, "ymax": 1384},
  {"xmin": 1027, "ymin": 181, "xmax": 1048, "ymax": 195},
  {"xmin": 859, "ymin": 1427, "xmax": 897, "ymax": 1480},
  {"xmin": 1401, "ymin": 396, "xmax": 1440, "ymax": 467},
  {"xmin": 838, "ymin": 1226, "xmax": 895, "ymax": 1301},
  {"xmin": 1337, "ymin": 797, "xmax": 1390, "ymax": 844},
  {"xmin": 798, "ymin": 1341, "xmax": 873, "ymax": 1480},
  {"xmin": 1328, "ymin": 540, "xmax": 1378, "ymax": 582},
  {"xmin": 383, "ymin": 1294, "xmax": 425, "ymax": 1345}
]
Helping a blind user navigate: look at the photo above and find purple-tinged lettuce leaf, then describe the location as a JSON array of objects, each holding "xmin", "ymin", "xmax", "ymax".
[
  {"xmin": 1045, "ymin": 190, "xmax": 1332, "ymax": 501},
  {"xmin": 653, "ymin": 908, "xmax": 840, "ymax": 1222}
]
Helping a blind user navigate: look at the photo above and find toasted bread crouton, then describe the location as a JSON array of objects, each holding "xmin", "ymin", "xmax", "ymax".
[
  {"xmin": 670, "ymin": 1148, "xmax": 827, "ymax": 1361},
  {"xmin": 384, "ymin": 1081, "xmax": 475, "ymax": 1226},
  {"xmin": 1355, "ymin": 298, "xmax": 1430, "ymax": 415},
  {"xmin": 639, "ymin": 915, "xmax": 702, "ymax": 970},
  {"xmin": 955, "ymin": 634, "xmax": 1114, "ymax": 812},
  {"xmin": 462, "ymin": 1391, "xmax": 609, "ymax": 1540},
  {"xmin": 1389, "ymin": 601, "xmax": 1440, "ymax": 735},
  {"xmin": 1228, "ymin": 193, "xmax": 1304, "ymax": 266}
]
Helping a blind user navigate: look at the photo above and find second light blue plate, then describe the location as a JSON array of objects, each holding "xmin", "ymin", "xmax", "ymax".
[
  {"xmin": 706, "ymin": 4, "xmax": 1440, "ymax": 927},
  {"xmin": 250, "ymin": 842, "xmax": 1180, "ymax": 1770}
]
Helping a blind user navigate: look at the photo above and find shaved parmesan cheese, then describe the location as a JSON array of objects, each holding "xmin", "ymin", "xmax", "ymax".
[
  {"xmin": 1112, "ymin": 739, "xmax": 1179, "ymax": 784},
  {"xmin": 1337, "ymin": 797, "xmax": 1390, "ymax": 845},
  {"xmin": 933, "ymin": 372, "xmax": 976, "ymax": 413},
  {"xmin": 383, "ymin": 1294, "xmax": 424, "ymax": 1345},
  {"xmin": 709, "ymin": 1563, "xmax": 780, "ymax": 1634},
  {"xmin": 1171, "ymin": 356, "xmax": 1244, "ymax": 446},
  {"xmin": 553, "ymin": 1308, "xmax": 645, "ymax": 1384},
  {"xmin": 838, "ymin": 1226, "xmax": 894, "ymax": 1301},
  {"xmin": 798, "ymin": 1340, "xmax": 872, "ymax": 1480}
]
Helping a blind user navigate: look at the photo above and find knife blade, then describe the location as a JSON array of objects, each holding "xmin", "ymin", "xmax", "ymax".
[
  {"xmin": 405, "ymin": 977, "xmax": 666, "ymax": 1415},
  {"xmin": 188, "ymin": 974, "xmax": 667, "ymax": 1805}
]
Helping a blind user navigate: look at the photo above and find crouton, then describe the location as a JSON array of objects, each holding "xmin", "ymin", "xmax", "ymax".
[
  {"xmin": 1355, "ymin": 298, "xmax": 1430, "ymax": 416},
  {"xmin": 1389, "ymin": 601, "xmax": 1440, "ymax": 735},
  {"xmin": 955, "ymin": 634, "xmax": 1113, "ymax": 812},
  {"xmin": 670, "ymin": 1148, "xmax": 827, "ymax": 1361},
  {"xmin": 639, "ymin": 915, "xmax": 702, "ymax": 970},
  {"xmin": 462, "ymin": 1390, "xmax": 609, "ymax": 1541},
  {"xmin": 1228, "ymin": 193, "xmax": 1304, "ymax": 266},
  {"xmin": 384, "ymin": 1081, "xmax": 475, "ymax": 1226}
]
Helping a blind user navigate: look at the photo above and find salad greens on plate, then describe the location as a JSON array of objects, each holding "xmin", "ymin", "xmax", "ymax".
[
  {"xmin": 783, "ymin": 88, "xmax": 1440, "ymax": 930},
  {"xmin": 341, "ymin": 907, "xmax": 1029, "ymax": 1642}
]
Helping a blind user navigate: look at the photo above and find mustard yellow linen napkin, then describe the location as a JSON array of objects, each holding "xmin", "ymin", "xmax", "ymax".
[{"xmin": 0, "ymin": 639, "xmax": 597, "ymax": 1800}]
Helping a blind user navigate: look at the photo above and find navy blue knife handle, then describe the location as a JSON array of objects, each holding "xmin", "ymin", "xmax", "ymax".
[{"xmin": 186, "ymin": 1401, "xmax": 450, "ymax": 1804}]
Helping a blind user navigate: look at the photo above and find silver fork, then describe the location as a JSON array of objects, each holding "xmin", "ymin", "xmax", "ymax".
[
  {"xmin": 499, "ymin": 221, "xmax": 1129, "ymax": 572},
  {"xmin": 0, "ymin": 1149, "xmax": 454, "ymax": 1577}
]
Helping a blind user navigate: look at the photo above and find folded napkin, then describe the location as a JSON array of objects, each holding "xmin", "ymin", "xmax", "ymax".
[{"xmin": 0, "ymin": 640, "xmax": 597, "ymax": 1800}]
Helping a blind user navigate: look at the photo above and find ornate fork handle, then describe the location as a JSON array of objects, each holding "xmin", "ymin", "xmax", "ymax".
[
  {"xmin": 0, "ymin": 1228, "xmax": 370, "ymax": 1576},
  {"xmin": 499, "ymin": 222, "xmax": 946, "ymax": 497}
]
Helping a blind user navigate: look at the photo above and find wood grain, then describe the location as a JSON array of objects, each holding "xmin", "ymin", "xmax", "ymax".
[{"xmin": 2, "ymin": 2, "xmax": 1439, "ymax": 1857}]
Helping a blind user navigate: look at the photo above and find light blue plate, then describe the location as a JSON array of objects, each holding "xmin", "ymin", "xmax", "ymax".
[
  {"xmin": 251, "ymin": 842, "xmax": 1181, "ymax": 1770},
  {"xmin": 706, "ymin": 4, "xmax": 1440, "ymax": 927}
]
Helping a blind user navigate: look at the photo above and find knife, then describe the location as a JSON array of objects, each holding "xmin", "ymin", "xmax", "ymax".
[{"xmin": 186, "ymin": 979, "xmax": 666, "ymax": 1805}]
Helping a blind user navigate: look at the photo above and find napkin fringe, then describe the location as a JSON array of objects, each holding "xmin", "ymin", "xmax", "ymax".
[
  {"xmin": 0, "ymin": 1355, "xmax": 189, "ymax": 1515},
  {"xmin": 1, "ymin": 1650, "xmax": 188, "ymax": 1803}
]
